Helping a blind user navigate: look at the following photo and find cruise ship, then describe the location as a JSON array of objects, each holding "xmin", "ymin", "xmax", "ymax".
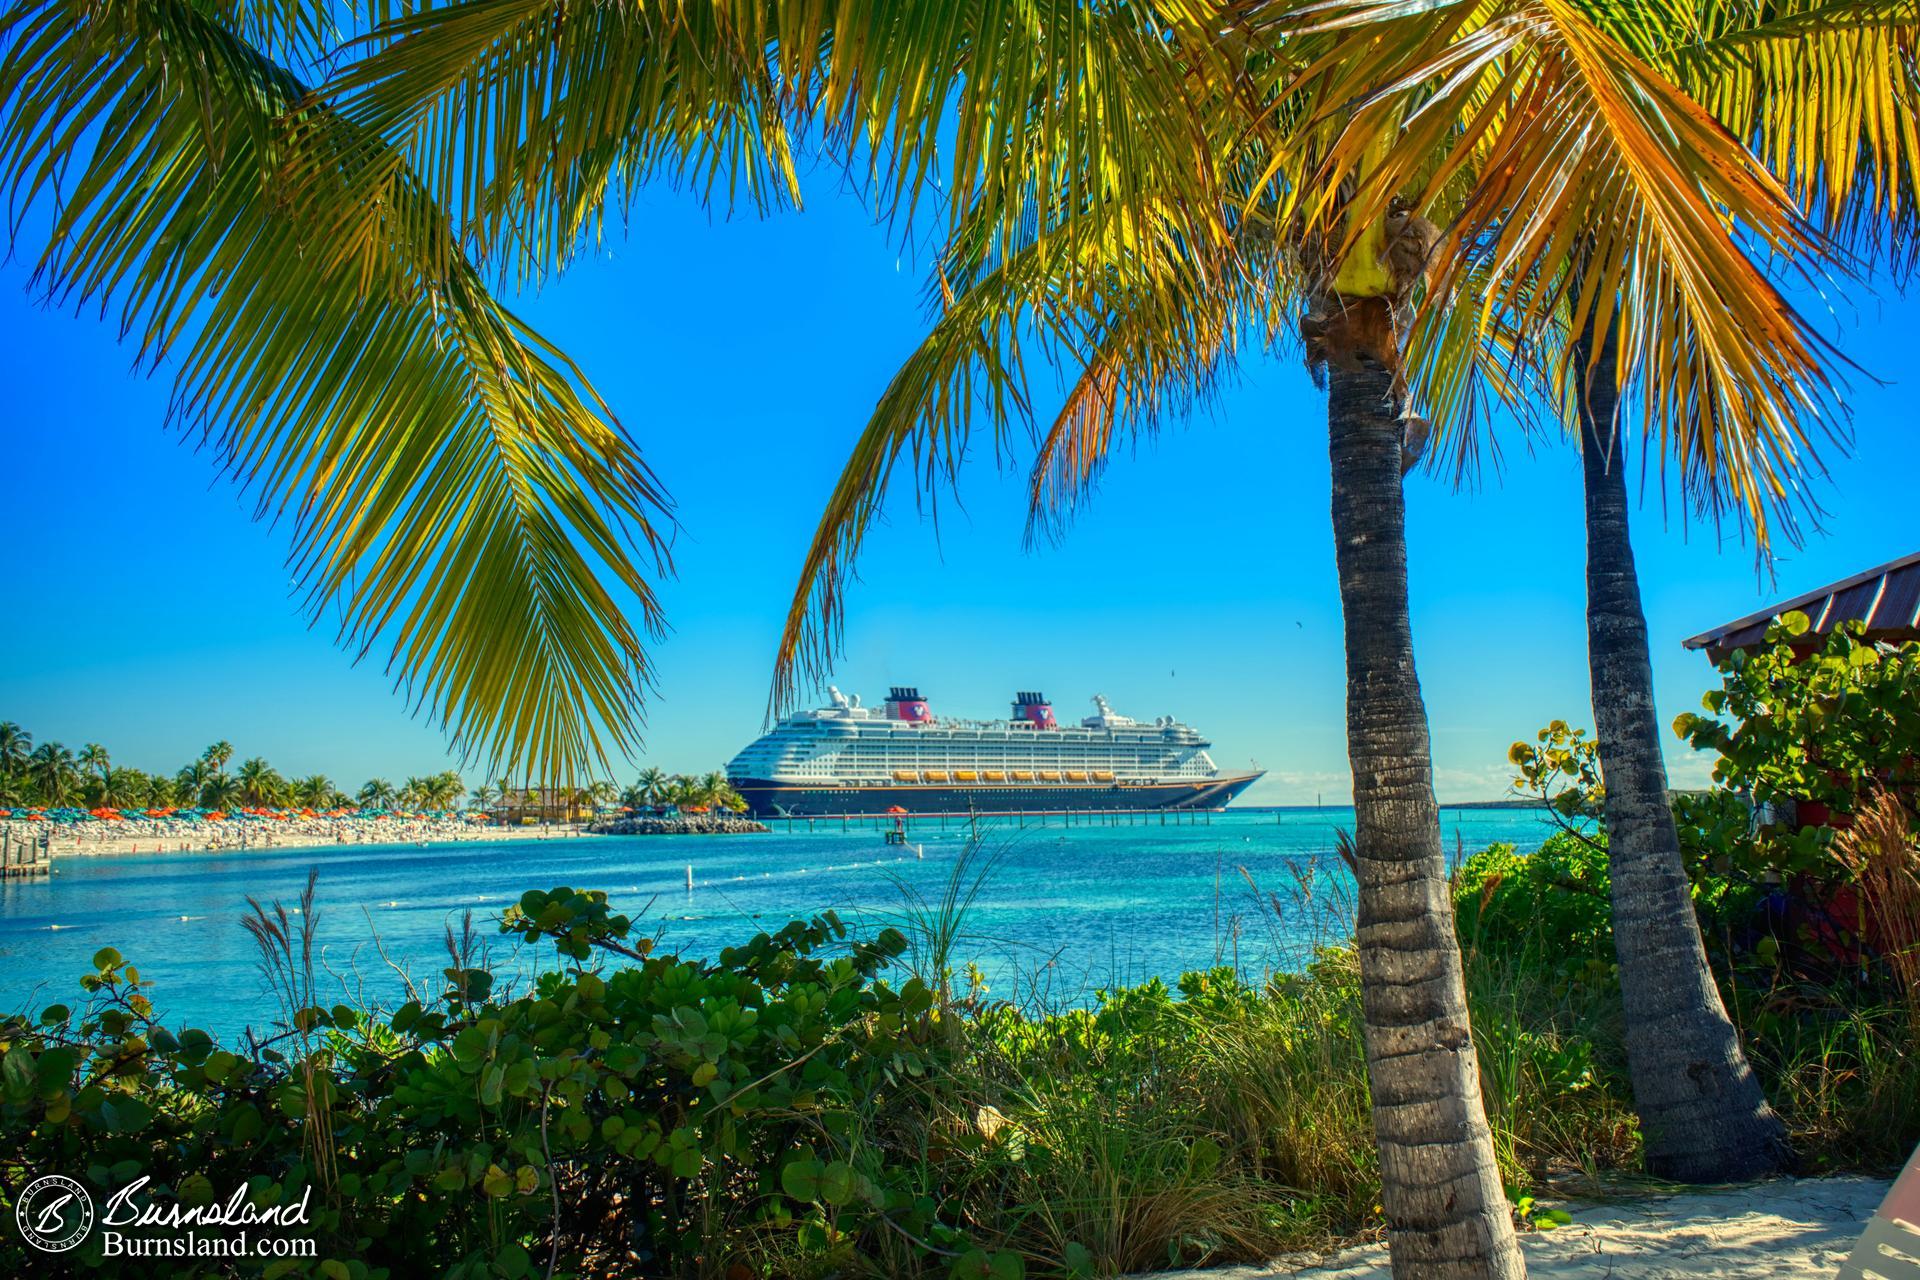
[{"xmin": 727, "ymin": 687, "xmax": 1263, "ymax": 817}]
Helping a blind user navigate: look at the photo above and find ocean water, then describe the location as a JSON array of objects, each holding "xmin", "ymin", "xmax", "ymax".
[{"xmin": 0, "ymin": 807, "xmax": 1554, "ymax": 1042}]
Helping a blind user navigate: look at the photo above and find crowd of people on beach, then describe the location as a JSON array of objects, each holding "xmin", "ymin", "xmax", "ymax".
[{"xmin": 0, "ymin": 809, "xmax": 583, "ymax": 855}]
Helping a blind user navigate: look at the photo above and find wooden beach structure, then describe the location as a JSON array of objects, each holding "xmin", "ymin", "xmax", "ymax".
[{"xmin": 0, "ymin": 828, "xmax": 52, "ymax": 878}]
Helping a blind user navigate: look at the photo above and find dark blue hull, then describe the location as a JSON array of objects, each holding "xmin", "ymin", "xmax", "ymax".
[{"xmin": 731, "ymin": 772, "xmax": 1262, "ymax": 818}]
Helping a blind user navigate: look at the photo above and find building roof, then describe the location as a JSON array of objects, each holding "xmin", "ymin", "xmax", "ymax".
[{"xmin": 1683, "ymin": 550, "xmax": 1920, "ymax": 661}]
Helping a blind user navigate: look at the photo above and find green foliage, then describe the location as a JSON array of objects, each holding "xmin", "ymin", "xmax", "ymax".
[
  {"xmin": 1674, "ymin": 615, "xmax": 1920, "ymax": 873},
  {"xmin": 1507, "ymin": 720, "xmax": 1605, "ymax": 823},
  {"xmin": 1454, "ymin": 834, "xmax": 1616, "ymax": 979},
  {"xmin": 5, "ymin": 868, "xmax": 1912, "ymax": 1277},
  {"xmin": 0, "ymin": 888, "xmax": 947, "ymax": 1277}
]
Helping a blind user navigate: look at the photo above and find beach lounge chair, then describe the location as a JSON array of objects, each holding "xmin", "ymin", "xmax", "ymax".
[{"xmin": 1840, "ymin": 1144, "xmax": 1920, "ymax": 1280}]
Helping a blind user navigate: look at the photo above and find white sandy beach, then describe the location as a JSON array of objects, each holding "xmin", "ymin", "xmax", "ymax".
[
  {"xmin": 1145, "ymin": 1177, "xmax": 1891, "ymax": 1280},
  {"xmin": 1, "ymin": 816, "xmax": 591, "ymax": 857}
]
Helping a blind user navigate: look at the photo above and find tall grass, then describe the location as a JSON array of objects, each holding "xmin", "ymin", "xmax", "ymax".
[{"xmin": 853, "ymin": 830, "xmax": 1915, "ymax": 1277}]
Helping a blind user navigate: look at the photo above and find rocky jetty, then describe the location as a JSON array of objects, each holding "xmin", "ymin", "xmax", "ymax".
[{"xmin": 587, "ymin": 814, "xmax": 768, "ymax": 836}]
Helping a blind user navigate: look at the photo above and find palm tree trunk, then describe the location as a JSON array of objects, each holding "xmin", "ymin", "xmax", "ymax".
[
  {"xmin": 1327, "ymin": 350, "xmax": 1525, "ymax": 1279},
  {"xmin": 1575, "ymin": 327, "xmax": 1789, "ymax": 1182}
]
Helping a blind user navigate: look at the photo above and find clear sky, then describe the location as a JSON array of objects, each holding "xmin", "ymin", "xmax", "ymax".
[{"xmin": 2, "ymin": 178, "xmax": 1914, "ymax": 803}]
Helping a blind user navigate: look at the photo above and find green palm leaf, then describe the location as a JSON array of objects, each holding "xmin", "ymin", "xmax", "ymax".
[{"xmin": 1, "ymin": 0, "xmax": 671, "ymax": 782}]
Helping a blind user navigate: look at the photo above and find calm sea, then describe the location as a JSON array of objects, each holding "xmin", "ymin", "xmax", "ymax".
[{"xmin": 0, "ymin": 807, "xmax": 1554, "ymax": 1042}]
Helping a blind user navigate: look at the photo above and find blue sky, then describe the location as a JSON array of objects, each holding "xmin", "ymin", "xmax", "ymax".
[{"xmin": 2, "ymin": 180, "xmax": 1913, "ymax": 803}]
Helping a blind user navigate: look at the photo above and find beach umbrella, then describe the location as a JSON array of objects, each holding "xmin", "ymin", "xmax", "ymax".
[{"xmin": 886, "ymin": 805, "xmax": 909, "ymax": 814}]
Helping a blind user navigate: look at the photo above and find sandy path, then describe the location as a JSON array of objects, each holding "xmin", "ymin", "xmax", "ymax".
[{"xmin": 1143, "ymin": 1177, "xmax": 1890, "ymax": 1279}]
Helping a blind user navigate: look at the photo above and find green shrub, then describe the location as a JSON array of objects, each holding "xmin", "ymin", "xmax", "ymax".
[
  {"xmin": 1674, "ymin": 614, "xmax": 1920, "ymax": 874},
  {"xmin": 1453, "ymin": 833, "xmax": 1615, "ymax": 979},
  {"xmin": 0, "ymin": 886, "xmax": 980, "ymax": 1279}
]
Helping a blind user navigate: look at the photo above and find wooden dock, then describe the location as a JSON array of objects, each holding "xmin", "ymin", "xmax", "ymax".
[{"xmin": 1, "ymin": 829, "xmax": 52, "ymax": 878}]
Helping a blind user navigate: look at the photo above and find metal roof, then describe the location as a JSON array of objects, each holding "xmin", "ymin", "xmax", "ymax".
[{"xmin": 1683, "ymin": 550, "xmax": 1920, "ymax": 661}]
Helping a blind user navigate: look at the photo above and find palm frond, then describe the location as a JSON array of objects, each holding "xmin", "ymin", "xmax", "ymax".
[
  {"xmin": 767, "ymin": 189, "xmax": 1258, "ymax": 713},
  {"xmin": 314, "ymin": 0, "xmax": 1233, "ymax": 288},
  {"xmin": 1270, "ymin": 0, "xmax": 1849, "ymax": 540},
  {"xmin": 0, "ymin": 0, "xmax": 670, "ymax": 782},
  {"xmin": 1661, "ymin": 0, "xmax": 1920, "ymax": 275}
]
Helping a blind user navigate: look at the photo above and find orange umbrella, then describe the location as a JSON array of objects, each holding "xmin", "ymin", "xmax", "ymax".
[{"xmin": 886, "ymin": 805, "xmax": 909, "ymax": 814}]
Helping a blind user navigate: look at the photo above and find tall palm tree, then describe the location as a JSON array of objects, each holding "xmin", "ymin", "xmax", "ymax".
[
  {"xmin": 102, "ymin": 767, "xmax": 146, "ymax": 808},
  {"xmin": 203, "ymin": 742, "xmax": 234, "ymax": 777},
  {"xmin": 175, "ymin": 760, "xmax": 213, "ymax": 809},
  {"xmin": 147, "ymin": 774, "xmax": 178, "ymax": 809},
  {"xmin": 358, "ymin": 779, "xmax": 398, "ymax": 811},
  {"xmin": 28, "ymin": 742, "xmax": 78, "ymax": 808},
  {"xmin": 78, "ymin": 743, "xmax": 110, "ymax": 789},
  {"xmin": 291, "ymin": 775, "xmax": 336, "ymax": 809},
  {"xmin": 583, "ymin": 779, "xmax": 617, "ymax": 813},
  {"xmin": 633, "ymin": 766, "xmax": 668, "ymax": 810},
  {"xmin": 761, "ymin": 6, "xmax": 1863, "ymax": 1269},
  {"xmin": 0, "ymin": 0, "xmax": 672, "ymax": 788},
  {"xmin": 1548, "ymin": 4, "xmax": 1920, "ymax": 1182},
  {"xmin": 0, "ymin": 721, "xmax": 30, "ymax": 780},
  {"xmin": 200, "ymin": 773, "xmax": 243, "ymax": 811},
  {"xmin": 236, "ymin": 757, "xmax": 285, "ymax": 807},
  {"xmin": 469, "ymin": 783, "xmax": 498, "ymax": 814}
]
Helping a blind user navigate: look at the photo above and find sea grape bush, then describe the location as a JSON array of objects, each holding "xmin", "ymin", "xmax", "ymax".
[
  {"xmin": 0, "ymin": 887, "xmax": 1017, "ymax": 1279},
  {"xmin": 1673, "ymin": 614, "xmax": 1920, "ymax": 873}
]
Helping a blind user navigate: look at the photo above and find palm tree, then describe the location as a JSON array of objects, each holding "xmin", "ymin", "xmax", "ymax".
[
  {"xmin": 584, "ymin": 780, "xmax": 617, "ymax": 814},
  {"xmin": 78, "ymin": 743, "xmax": 110, "ymax": 787},
  {"xmin": 200, "ymin": 773, "xmax": 243, "ymax": 811},
  {"xmin": 422, "ymin": 771, "xmax": 464, "ymax": 810},
  {"xmin": 101, "ymin": 767, "xmax": 147, "ymax": 808},
  {"xmin": 291, "ymin": 775, "xmax": 336, "ymax": 809},
  {"xmin": 0, "ymin": 722, "xmax": 30, "ymax": 781},
  {"xmin": 0, "ymin": 1, "xmax": 675, "ymax": 788},
  {"xmin": 358, "ymin": 779, "xmax": 398, "ymax": 811},
  {"xmin": 759, "ymin": 6, "xmax": 1873, "ymax": 1267},
  {"xmin": 235, "ymin": 757, "xmax": 285, "ymax": 808},
  {"xmin": 637, "ymin": 767, "xmax": 667, "ymax": 804},
  {"xmin": 697, "ymin": 771, "xmax": 745, "ymax": 814},
  {"xmin": 28, "ymin": 743, "xmax": 78, "ymax": 808},
  {"xmin": 147, "ymin": 774, "xmax": 178, "ymax": 809},
  {"xmin": 1542, "ymin": 5, "xmax": 1920, "ymax": 1182},
  {"xmin": 469, "ymin": 783, "xmax": 499, "ymax": 814},
  {"xmin": 203, "ymin": 742, "xmax": 234, "ymax": 776},
  {"xmin": 175, "ymin": 760, "xmax": 212, "ymax": 809}
]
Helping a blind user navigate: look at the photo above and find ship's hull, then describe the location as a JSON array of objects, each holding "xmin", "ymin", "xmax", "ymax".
[{"xmin": 732, "ymin": 772, "xmax": 1263, "ymax": 818}]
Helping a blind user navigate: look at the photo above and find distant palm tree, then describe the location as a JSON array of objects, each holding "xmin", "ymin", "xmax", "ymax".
[
  {"xmin": 201, "ymin": 774, "xmax": 243, "ymax": 810},
  {"xmin": 427, "ymin": 770, "xmax": 464, "ymax": 809},
  {"xmin": 0, "ymin": 721, "xmax": 31, "ymax": 780},
  {"xmin": 398, "ymin": 777, "xmax": 431, "ymax": 811},
  {"xmin": 203, "ymin": 742, "xmax": 234, "ymax": 776},
  {"xmin": 147, "ymin": 774, "xmax": 178, "ymax": 809},
  {"xmin": 698, "ymin": 771, "xmax": 745, "ymax": 814},
  {"xmin": 661, "ymin": 776, "xmax": 698, "ymax": 814},
  {"xmin": 102, "ymin": 767, "xmax": 146, "ymax": 808},
  {"xmin": 78, "ymin": 743, "xmax": 110, "ymax": 785},
  {"xmin": 28, "ymin": 742, "xmax": 78, "ymax": 808},
  {"xmin": 291, "ymin": 775, "xmax": 336, "ymax": 809},
  {"xmin": 585, "ymin": 780, "xmax": 617, "ymax": 813},
  {"xmin": 469, "ymin": 783, "xmax": 498, "ymax": 817},
  {"xmin": 633, "ymin": 766, "xmax": 667, "ymax": 809},
  {"xmin": 175, "ymin": 760, "xmax": 212, "ymax": 808},
  {"xmin": 358, "ymin": 779, "xmax": 398, "ymax": 811},
  {"xmin": 236, "ymin": 757, "xmax": 285, "ymax": 807}
]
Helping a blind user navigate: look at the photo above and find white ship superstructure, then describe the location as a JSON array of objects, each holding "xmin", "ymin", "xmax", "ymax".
[{"xmin": 727, "ymin": 688, "xmax": 1261, "ymax": 816}]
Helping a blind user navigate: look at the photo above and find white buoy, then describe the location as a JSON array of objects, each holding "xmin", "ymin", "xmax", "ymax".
[{"xmin": 685, "ymin": 864, "xmax": 694, "ymax": 890}]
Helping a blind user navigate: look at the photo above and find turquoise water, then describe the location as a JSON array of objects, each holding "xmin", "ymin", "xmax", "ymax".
[{"xmin": 0, "ymin": 808, "xmax": 1553, "ymax": 1042}]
